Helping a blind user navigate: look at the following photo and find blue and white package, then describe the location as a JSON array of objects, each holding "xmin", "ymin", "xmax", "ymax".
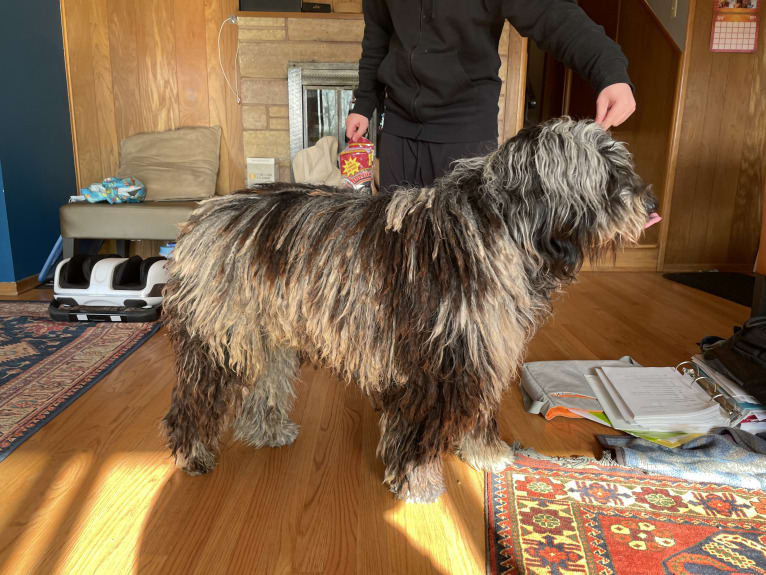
[{"xmin": 81, "ymin": 176, "xmax": 146, "ymax": 204}]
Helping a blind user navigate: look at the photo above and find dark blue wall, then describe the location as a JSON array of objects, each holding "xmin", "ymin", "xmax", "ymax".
[
  {"xmin": 0, "ymin": 165, "xmax": 15, "ymax": 283},
  {"xmin": 0, "ymin": 0, "xmax": 76, "ymax": 282}
]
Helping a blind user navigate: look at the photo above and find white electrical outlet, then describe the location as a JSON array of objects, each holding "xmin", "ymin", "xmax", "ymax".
[{"xmin": 247, "ymin": 158, "xmax": 277, "ymax": 187}]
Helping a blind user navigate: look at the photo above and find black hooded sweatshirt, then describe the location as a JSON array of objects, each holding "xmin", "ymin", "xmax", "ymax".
[{"xmin": 351, "ymin": 0, "xmax": 632, "ymax": 143}]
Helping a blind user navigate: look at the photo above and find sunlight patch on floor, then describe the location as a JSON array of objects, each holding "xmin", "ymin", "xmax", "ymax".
[
  {"xmin": 1, "ymin": 453, "xmax": 92, "ymax": 574},
  {"xmin": 52, "ymin": 453, "xmax": 173, "ymax": 575},
  {"xmin": 383, "ymin": 458, "xmax": 486, "ymax": 574}
]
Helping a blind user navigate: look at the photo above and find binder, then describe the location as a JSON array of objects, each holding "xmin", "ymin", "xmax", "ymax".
[
  {"xmin": 676, "ymin": 360, "xmax": 742, "ymax": 423},
  {"xmin": 587, "ymin": 366, "xmax": 733, "ymax": 434}
]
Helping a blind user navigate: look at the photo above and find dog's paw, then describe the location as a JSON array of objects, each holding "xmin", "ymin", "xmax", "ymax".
[
  {"xmin": 390, "ymin": 463, "xmax": 446, "ymax": 504},
  {"xmin": 264, "ymin": 420, "xmax": 300, "ymax": 447},
  {"xmin": 235, "ymin": 420, "xmax": 300, "ymax": 448},
  {"xmin": 174, "ymin": 443, "xmax": 216, "ymax": 475},
  {"xmin": 457, "ymin": 439, "xmax": 515, "ymax": 473},
  {"xmin": 396, "ymin": 480, "xmax": 446, "ymax": 504}
]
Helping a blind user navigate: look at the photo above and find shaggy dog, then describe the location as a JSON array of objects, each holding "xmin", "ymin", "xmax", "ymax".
[{"xmin": 162, "ymin": 118, "xmax": 657, "ymax": 503}]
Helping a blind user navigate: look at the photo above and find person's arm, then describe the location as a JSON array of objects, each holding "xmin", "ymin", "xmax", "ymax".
[
  {"xmin": 347, "ymin": 0, "xmax": 392, "ymax": 141},
  {"xmin": 504, "ymin": 0, "xmax": 630, "ymax": 94},
  {"xmin": 504, "ymin": 0, "xmax": 635, "ymax": 128}
]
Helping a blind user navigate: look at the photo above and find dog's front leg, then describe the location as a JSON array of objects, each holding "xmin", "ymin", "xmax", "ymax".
[
  {"xmin": 375, "ymin": 383, "xmax": 449, "ymax": 503},
  {"xmin": 384, "ymin": 454, "xmax": 445, "ymax": 505}
]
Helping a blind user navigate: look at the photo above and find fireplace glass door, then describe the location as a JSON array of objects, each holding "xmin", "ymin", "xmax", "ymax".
[
  {"xmin": 288, "ymin": 63, "xmax": 377, "ymax": 161},
  {"xmin": 303, "ymin": 87, "xmax": 355, "ymax": 150}
]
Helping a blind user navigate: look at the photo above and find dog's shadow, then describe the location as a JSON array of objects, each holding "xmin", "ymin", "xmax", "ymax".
[{"xmin": 136, "ymin": 364, "xmax": 481, "ymax": 574}]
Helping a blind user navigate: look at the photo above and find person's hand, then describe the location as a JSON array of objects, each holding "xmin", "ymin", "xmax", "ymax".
[
  {"xmin": 346, "ymin": 113, "xmax": 370, "ymax": 142},
  {"xmin": 595, "ymin": 83, "xmax": 636, "ymax": 130}
]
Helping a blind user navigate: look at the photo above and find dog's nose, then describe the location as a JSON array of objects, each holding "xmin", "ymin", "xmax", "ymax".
[{"xmin": 644, "ymin": 195, "xmax": 658, "ymax": 214}]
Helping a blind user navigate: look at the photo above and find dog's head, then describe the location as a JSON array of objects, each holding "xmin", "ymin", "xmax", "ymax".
[{"xmin": 488, "ymin": 118, "xmax": 657, "ymax": 280}]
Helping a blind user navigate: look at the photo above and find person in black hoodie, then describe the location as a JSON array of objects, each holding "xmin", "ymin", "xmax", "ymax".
[{"xmin": 345, "ymin": 0, "xmax": 636, "ymax": 192}]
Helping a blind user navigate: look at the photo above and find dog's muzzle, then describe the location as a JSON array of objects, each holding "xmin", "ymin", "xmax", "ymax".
[{"xmin": 643, "ymin": 195, "xmax": 661, "ymax": 229}]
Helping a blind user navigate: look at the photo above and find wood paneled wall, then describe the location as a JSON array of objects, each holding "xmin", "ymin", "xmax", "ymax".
[
  {"xmin": 611, "ymin": 0, "xmax": 681, "ymax": 249},
  {"xmin": 501, "ymin": 28, "xmax": 527, "ymax": 138},
  {"xmin": 758, "ymin": 176, "xmax": 766, "ymax": 274},
  {"xmin": 61, "ymin": 0, "xmax": 244, "ymax": 195},
  {"xmin": 567, "ymin": 0, "xmax": 682, "ymax": 269},
  {"xmin": 664, "ymin": 0, "xmax": 766, "ymax": 270}
]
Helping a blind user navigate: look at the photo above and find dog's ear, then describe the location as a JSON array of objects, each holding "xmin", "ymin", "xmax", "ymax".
[
  {"xmin": 535, "ymin": 228, "xmax": 586, "ymax": 280},
  {"xmin": 524, "ymin": 149, "xmax": 588, "ymax": 280},
  {"xmin": 498, "ymin": 128, "xmax": 587, "ymax": 281},
  {"xmin": 519, "ymin": 177, "xmax": 586, "ymax": 280}
]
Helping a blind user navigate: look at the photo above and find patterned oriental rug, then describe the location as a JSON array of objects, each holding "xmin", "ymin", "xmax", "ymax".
[
  {"xmin": 485, "ymin": 452, "xmax": 766, "ymax": 575},
  {"xmin": 0, "ymin": 301, "xmax": 160, "ymax": 462}
]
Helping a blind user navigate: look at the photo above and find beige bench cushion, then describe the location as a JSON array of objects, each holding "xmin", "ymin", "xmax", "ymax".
[
  {"xmin": 116, "ymin": 126, "xmax": 221, "ymax": 201},
  {"xmin": 60, "ymin": 201, "xmax": 200, "ymax": 240}
]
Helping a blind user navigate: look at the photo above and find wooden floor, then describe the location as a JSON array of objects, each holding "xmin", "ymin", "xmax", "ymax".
[{"xmin": 0, "ymin": 273, "xmax": 749, "ymax": 575}]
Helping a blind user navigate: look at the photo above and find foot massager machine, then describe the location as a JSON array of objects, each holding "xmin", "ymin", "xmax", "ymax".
[{"xmin": 50, "ymin": 254, "xmax": 168, "ymax": 322}]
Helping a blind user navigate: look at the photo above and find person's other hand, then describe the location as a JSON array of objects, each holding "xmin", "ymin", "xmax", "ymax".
[
  {"xmin": 595, "ymin": 83, "xmax": 636, "ymax": 130},
  {"xmin": 346, "ymin": 113, "xmax": 370, "ymax": 142}
]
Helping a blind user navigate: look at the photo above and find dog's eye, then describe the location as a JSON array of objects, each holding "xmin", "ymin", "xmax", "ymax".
[{"xmin": 618, "ymin": 187, "xmax": 634, "ymax": 202}]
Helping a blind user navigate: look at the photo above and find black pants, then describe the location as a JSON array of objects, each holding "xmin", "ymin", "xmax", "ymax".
[{"xmin": 378, "ymin": 132, "xmax": 497, "ymax": 192}]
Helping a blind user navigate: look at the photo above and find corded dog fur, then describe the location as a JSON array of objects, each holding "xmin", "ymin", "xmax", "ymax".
[{"xmin": 162, "ymin": 118, "xmax": 656, "ymax": 503}]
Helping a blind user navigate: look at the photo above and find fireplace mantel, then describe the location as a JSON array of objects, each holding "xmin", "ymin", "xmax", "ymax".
[{"xmin": 237, "ymin": 11, "xmax": 363, "ymax": 20}]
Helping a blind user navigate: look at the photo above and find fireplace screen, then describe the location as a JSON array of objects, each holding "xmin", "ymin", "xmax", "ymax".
[
  {"xmin": 304, "ymin": 88, "xmax": 354, "ymax": 148},
  {"xmin": 288, "ymin": 63, "xmax": 377, "ymax": 160}
]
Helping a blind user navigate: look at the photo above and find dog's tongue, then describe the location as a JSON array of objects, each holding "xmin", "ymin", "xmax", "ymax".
[{"xmin": 645, "ymin": 212, "xmax": 662, "ymax": 229}]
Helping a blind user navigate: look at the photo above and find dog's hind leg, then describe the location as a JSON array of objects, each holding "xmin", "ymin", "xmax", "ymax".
[
  {"xmin": 163, "ymin": 332, "xmax": 247, "ymax": 476},
  {"xmin": 233, "ymin": 346, "xmax": 300, "ymax": 449},
  {"xmin": 455, "ymin": 414, "xmax": 515, "ymax": 473}
]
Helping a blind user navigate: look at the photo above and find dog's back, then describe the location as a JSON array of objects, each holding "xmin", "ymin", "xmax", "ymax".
[{"xmin": 164, "ymin": 182, "xmax": 527, "ymax": 394}]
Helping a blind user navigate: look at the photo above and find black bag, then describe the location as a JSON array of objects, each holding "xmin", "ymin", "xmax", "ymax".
[{"xmin": 701, "ymin": 317, "xmax": 766, "ymax": 404}]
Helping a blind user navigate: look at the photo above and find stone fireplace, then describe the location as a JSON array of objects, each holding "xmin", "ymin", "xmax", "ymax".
[
  {"xmin": 238, "ymin": 14, "xmax": 511, "ymax": 182},
  {"xmin": 238, "ymin": 15, "xmax": 364, "ymax": 181}
]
